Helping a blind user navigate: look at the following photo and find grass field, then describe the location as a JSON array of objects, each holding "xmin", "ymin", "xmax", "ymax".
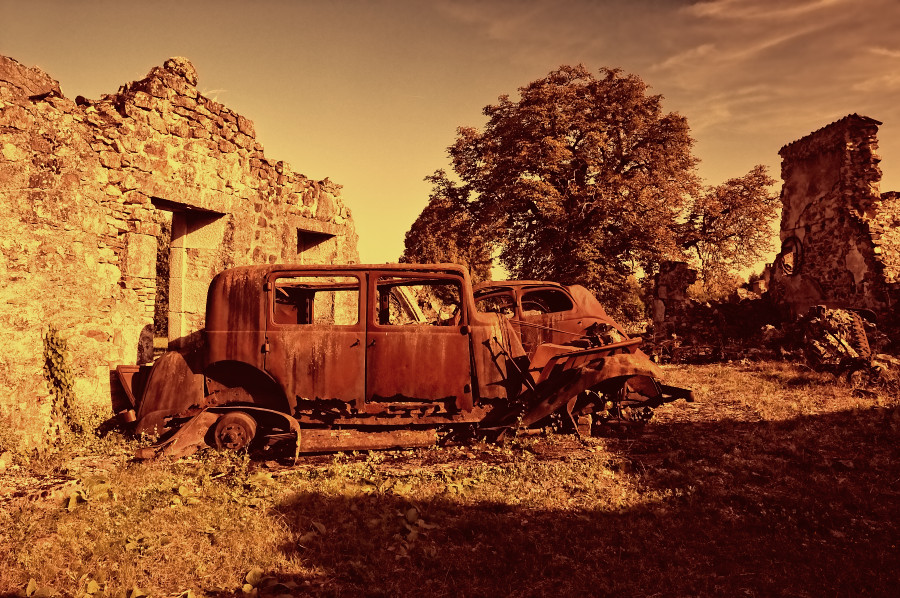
[{"xmin": 1, "ymin": 361, "xmax": 898, "ymax": 597}]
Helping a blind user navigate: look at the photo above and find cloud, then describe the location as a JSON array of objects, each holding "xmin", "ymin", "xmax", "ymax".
[
  {"xmin": 685, "ymin": 0, "xmax": 846, "ymax": 20},
  {"xmin": 654, "ymin": 44, "xmax": 717, "ymax": 70},
  {"xmin": 434, "ymin": 0, "xmax": 553, "ymax": 41},
  {"xmin": 869, "ymin": 46, "xmax": 900, "ymax": 59},
  {"xmin": 852, "ymin": 72, "xmax": 900, "ymax": 93},
  {"xmin": 431, "ymin": 0, "xmax": 681, "ymax": 67},
  {"xmin": 651, "ymin": 25, "xmax": 826, "ymax": 72}
]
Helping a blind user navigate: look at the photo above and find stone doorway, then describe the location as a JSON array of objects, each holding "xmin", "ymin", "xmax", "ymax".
[{"xmin": 152, "ymin": 199, "xmax": 226, "ymax": 351}]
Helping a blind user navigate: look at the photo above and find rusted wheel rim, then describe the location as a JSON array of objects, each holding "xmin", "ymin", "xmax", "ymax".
[{"xmin": 213, "ymin": 412, "xmax": 257, "ymax": 451}]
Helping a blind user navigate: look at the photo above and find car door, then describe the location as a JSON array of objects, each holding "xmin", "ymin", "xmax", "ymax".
[
  {"xmin": 264, "ymin": 270, "xmax": 366, "ymax": 407},
  {"xmin": 517, "ymin": 286, "xmax": 579, "ymax": 353},
  {"xmin": 365, "ymin": 272, "xmax": 474, "ymax": 411}
]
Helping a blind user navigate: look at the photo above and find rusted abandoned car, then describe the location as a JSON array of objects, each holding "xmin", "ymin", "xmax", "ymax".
[
  {"xmin": 473, "ymin": 280, "xmax": 631, "ymax": 357},
  {"xmin": 117, "ymin": 264, "xmax": 692, "ymax": 458}
]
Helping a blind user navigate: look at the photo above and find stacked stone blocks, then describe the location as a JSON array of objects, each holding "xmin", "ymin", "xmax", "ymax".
[{"xmin": 0, "ymin": 55, "xmax": 358, "ymax": 449}]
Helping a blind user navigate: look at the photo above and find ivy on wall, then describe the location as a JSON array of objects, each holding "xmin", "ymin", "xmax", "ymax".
[{"xmin": 42, "ymin": 325, "xmax": 78, "ymax": 436}]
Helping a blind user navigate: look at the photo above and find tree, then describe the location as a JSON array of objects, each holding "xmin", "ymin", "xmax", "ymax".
[
  {"xmin": 403, "ymin": 65, "xmax": 779, "ymax": 305},
  {"xmin": 446, "ymin": 65, "xmax": 699, "ymax": 303},
  {"xmin": 400, "ymin": 170, "xmax": 492, "ymax": 282},
  {"xmin": 679, "ymin": 164, "xmax": 778, "ymax": 296}
]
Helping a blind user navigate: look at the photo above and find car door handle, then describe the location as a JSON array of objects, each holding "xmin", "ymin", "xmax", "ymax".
[
  {"xmin": 350, "ymin": 339, "xmax": 360, "ymax": 347},
  {"xmin": 367, "ymin": 339, "xmax": 376, "ymax": 348}
]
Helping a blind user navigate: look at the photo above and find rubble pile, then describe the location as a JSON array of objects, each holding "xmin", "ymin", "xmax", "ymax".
[{"xmin": 650, "ymin": 261, "xmax": 781, "ymax": 363}]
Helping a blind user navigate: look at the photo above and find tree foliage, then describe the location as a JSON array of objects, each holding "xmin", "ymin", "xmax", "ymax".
[
  {"xmin": 403, "ymin": 64, "xmax": 778, "ymax": 303},
  {"xmin": 679, "ymin": 164, "xmax": 779, "ymax": 293},
  {"xmin": 400, "ymin": 170, "xmax": 492, "ymax": 282}
]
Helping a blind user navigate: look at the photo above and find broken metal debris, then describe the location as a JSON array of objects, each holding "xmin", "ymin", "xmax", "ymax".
[
  {"xmin": 800, "ymin": 306, "xmax": 872, "ymax": 369},
  {"xmin": 797, "ymin": 305, "xmax": 900, "ymax": 391}
]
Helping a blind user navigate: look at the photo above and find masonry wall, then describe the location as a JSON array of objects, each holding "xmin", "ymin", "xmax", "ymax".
[
  {"xmin": 0, "ymin": 56, "xmax": 358, "ymax": 449},
  {"xmin": 771, "ymin": 114, "xmax": 894, "ymax": 317},
  {"xmin": 870, "ymin": 190, "xmax": 900, "ymax": 283}
]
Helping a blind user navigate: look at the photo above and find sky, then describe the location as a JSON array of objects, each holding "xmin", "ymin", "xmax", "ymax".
[{"xmin": 3, "ymin": 0, "xmax": 900, "ymax": 266}]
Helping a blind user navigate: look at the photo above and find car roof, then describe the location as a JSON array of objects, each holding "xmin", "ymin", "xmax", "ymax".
[
  {"xmin": 221, "ymin": 263, "xmax": 469, "ymax": 276},
  {"xmin": 473, "ymin": 280, "xmax": 566, "ymax": 294}
]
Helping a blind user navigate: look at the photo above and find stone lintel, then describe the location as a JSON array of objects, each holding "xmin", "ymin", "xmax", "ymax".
[{"xmin": 289, "ymin": 215, "xmax": 343, "ymax": 237}]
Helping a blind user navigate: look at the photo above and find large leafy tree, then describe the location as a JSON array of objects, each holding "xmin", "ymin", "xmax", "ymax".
[
  {"xmin": 400, "ymin": 170, "xmax": 492, "ymax": 282},
  {"xmin": 403, "ymin": 65, "xmax": 777, "ymax": 303},
  {"xmin": 679, "ymin": 164, "xmax": 779, "ymax": 296}
]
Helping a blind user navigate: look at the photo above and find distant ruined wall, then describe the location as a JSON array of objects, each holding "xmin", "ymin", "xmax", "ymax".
[
  {"xmin": 652, "ymin": 115, "xmax": 900, "ymax": 361},
  {"xmin": 651, "ymin": 261, "xmax": 700, "ymax": 340},
  {"xmin": 651, "ymin": 260, "xmax": 780, "ymax": 362},
  {"xmin": 771, "ymin": 114, "xmax": 898, "ymax": 317},
  {"xmin": 0, "ymin": 55, "xmax": 358, "ymax": 449}
]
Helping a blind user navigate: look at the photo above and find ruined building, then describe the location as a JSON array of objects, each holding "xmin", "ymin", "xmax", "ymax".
[
  {"xmin": 0, "ymin": 55, "xmax": 358, "ymax": 448},
  {"xmin": 653, "ymin": 114, "xmax": 900, "ymax": 356},
  {"xmin": 769, "ymin": 114, "xmax": 899, "ymax": 319}
]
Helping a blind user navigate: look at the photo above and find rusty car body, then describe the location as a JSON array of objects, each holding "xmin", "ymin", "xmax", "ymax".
[
  {"xmin": 116, "ymin": 264, "xmax": 692, "ymax": 458},
  {"xmin": 473, "ymin": 280, "xmax": 630, "ymax": 357}
]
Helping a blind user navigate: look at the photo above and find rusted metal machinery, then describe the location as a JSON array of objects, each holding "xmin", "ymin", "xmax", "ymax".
[{"xmin": 116, "ymin": 264, "xmax": 692, "ymax": 458}]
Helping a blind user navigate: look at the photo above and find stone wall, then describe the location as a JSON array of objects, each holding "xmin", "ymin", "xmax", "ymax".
[
  {"xmin": 0, "ymin": 55, "xmax": 358, "ymax": 449},
  {"xmin": 870, "ymin": 190, "xmax": 900, "ymax": 283},
  {"xmin": 651, "ymin": 261, "xmax": 780, "ymax": 362},
  {"xmin": 651, "ymin": 261, "xmax": 700, "ymax": 340},
  {"xmin": 770, "ymin": 114, "xmax": 898, "ymax": 317},
  {"xmin": 652, "ymin": 115, "xmax": 900, "ymax": 363}
]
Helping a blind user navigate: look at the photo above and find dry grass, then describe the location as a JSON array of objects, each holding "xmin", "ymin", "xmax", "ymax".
[{"xmin": 1, "ymin": 361, "xmax": 898, "ymax": 597}]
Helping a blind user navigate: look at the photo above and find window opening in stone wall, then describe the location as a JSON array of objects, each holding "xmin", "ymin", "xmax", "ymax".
[
  {"xmin": 153, "ymin": 199, "xmax": 226, "ymax": 350},
  {"xmin": 297, "ymin": 229, "xmax": 336, "ymax": 260},
  {"xmin": 779, "ymin": 236, "xmax": 802, "ymax": 276},
  {"xmin": 153, "ymin": 210, "xmax": 173, "ymax": 347}
]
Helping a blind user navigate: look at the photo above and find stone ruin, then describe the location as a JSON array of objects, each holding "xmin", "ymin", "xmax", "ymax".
[
  {"xmin": 653, "ymin": 114, "xmax": 900, "ymax": 362},
  {"xmin": 651, "ymin": 261, "xmax": 776, "ymax": 362},
  {"xmin": 0, "ymin": 55, "xmax": 358, "ymax": 448},
  {"xmin": 770, "ymin": 114, "xmax": 899, "ymax": 317}
]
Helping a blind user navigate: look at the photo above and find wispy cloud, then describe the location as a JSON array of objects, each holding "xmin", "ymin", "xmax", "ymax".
[
  {"xmin": 651, "ymin": 25, "xmax": 826, "ymax": 72},
  {"xmin": 685, "ymin": 0, "xmax": 846, "ymax": 20},
  {"xmin": 654, "ymin": 43, "xmax": 717, "ymax": 70},
  {"xmin": 852, "ymin": 72, "xmax": 900, "ymax": 93},
  {"xmin": 869, "ymin": 46, "xmax": 900, "ymax": 59}
]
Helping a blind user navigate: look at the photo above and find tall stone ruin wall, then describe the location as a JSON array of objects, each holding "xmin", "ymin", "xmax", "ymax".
[
  {"xmin": 771, "ymin": 114, "xmax": 899, "ymax": 318},
  {"xmin": 652, "ymin": 114, "xmax": 900, "ymax": 362},
  {"xmin": 770, "ymin": 115, "xmax": 887, "ymax": 315},
  {"xmin": 0, "ymin": 55, "xmax": 358, "ymax": 449}
]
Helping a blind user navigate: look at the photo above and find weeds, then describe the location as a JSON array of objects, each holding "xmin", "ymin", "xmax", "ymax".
[{"xmin": 1, "ymin": 361, "xmax": 898, "ymax": 596}]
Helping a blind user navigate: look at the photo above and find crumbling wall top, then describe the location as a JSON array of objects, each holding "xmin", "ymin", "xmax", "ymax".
[
  {"xmin": 161, "ymin": 57, "xmax": 198, "ymax": 86},
  {"xmin": 0, "ymin": 55, "xmax": 62, "ymax": 99},
  {"xmin": 779, "ymin": 113, "xmax": 882, "ymax": 160}
]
